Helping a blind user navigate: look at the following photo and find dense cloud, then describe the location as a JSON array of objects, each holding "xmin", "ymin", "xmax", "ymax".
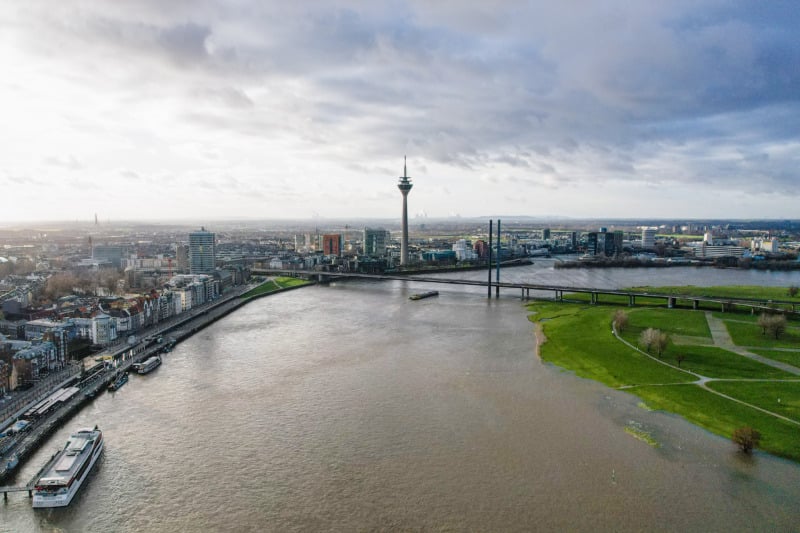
[{"xmin": 0, "ymin": 1, "xmax": 798, "ymax": 221}]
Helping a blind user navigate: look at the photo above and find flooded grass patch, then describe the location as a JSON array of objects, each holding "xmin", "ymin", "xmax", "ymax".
[{"xmin": 624, "ymin": 422, "xmax": 659, "ymax": 447}]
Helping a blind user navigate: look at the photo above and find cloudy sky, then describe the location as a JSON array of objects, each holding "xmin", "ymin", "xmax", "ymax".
[{"xmin": 1, "ymin": 1, "xmax": 798, "ymax": 222}]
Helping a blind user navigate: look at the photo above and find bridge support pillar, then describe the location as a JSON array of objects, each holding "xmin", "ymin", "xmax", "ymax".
[
  {"xmin": 692, "ymin": 300, "xmax": 698, "ymax": 310},
  {"xmin": 591, "ymin": 292, "xmax": 597, "ymax": 305},
  {"xmin": 668, "ymin": 297, "xmax": 676, "ymax": 308},
  {"xmin": 629, "ymin": 295, "xmax": 634, "ymax": 306}
]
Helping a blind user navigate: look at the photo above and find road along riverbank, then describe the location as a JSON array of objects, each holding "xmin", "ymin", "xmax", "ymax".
[{"xmin": 0, "ymin": 278, "xmax": 311, "ymax": 486}]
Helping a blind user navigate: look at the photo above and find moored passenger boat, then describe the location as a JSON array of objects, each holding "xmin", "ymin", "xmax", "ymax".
[
  {"xmin": 136, "ymin": 355, "xmax": 162, "ymax": 375},
  {"xmin": 32, "ymin": 426, "xmax": 103, "ymax": 508}
]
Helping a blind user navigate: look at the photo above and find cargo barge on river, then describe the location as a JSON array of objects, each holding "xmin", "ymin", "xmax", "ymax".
[{"xmin": 409, "ymin": 290, "xmax": 439, "ymax": 301}]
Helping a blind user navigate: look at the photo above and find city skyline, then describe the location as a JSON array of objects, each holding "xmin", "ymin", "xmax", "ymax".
[{"xmin": 1, "ymin": 1, "xmax": 798, "ymax": 223}]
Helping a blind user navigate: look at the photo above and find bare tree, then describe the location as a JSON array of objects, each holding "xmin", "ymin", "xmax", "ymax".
[
  {"xmin": 770, "ymin": 314, "xmax": 787, "ymax": 339},
  {"xmin": 788, "ymin": 286, "xmax": 799, "ymax": 298},
  {"xmin": 757, "ymin": 312, "xmax": 771, "ymax": 336},
  {"xmin": 732, "ymin": 426, "xmax": 761, "ymax": 454},
  {"xmin": 639, "ymin": 328, "xmax": 669, "ymax": 357},
  {"xmin": 654, "ymin": 331, "xmax": 670, "ymax": 357},
  {"xmin": 759, "ymin": 313, "xmax": 788, "ymax": 339},
  {"xmin": 613, "ymin": 310, "xmax": 629, "ymax": 333},
  {"xmin": 98, "ymin": 270, "xmax": 122, "ymax": 296},
  {"xmin": 43, "ymin": 273, "xmax": 80, "ymax": 301},
  {"xmin": 639, "ymin": 328, "xmax": 657, "ymax": 353}
]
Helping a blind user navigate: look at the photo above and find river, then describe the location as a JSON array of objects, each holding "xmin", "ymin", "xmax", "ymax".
[{"xmin": 2, "ymin": 264, "xmax": 799, "ymax": 531}]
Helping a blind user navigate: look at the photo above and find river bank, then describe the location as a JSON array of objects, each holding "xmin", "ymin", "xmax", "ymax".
[
  {"xmin": 527, "ymin": 289, "xmax": 800, "ymax": 461},
  {"xmin": 3, "ymin": 271, "xmax": 800, "ymax": 530},
  {"xmin": 0, "ymin": 277, "xmax": 311, "ymax": 486},
  {"xmin": 555, "ymin": 257, "xmax": 800, "ymax": 271}
]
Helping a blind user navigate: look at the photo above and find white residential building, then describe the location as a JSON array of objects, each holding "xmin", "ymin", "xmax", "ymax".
[{"xmin": 641, "ymin": 228, "xmax": 656, "ymax": 249}]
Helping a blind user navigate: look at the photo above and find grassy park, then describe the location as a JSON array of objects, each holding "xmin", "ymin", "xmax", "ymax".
[
  {"xmin": 527, "ymin": 287, "xmax": 800, "ymax": 461},
  {"xmin": 629, "ymin": 285, "xmax": 800, "ymax": 302},
  {"xmin": 242, "ymin": 276, "xmax": 311, "ymax": 299}
]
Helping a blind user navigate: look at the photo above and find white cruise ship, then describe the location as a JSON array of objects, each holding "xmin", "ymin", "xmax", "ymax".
[{"xmin": 32, "ymin": 426, "xmax": 104, "ymax": 508}]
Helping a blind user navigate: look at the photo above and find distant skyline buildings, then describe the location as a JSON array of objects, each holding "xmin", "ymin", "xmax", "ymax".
[{"xmin": 188, "ymin": 227, "xmax": 216, "ymax": 274}]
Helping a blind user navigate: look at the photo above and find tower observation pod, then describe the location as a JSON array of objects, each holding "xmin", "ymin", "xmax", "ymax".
[{"xmin": 397, "ymin": 157, "xmax": 413, "ymax": 266}]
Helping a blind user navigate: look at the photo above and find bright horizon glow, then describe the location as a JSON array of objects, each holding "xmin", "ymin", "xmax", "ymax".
[{"xmin": 1, "ymin": 2, "xmax": 799, "ymax": 223}]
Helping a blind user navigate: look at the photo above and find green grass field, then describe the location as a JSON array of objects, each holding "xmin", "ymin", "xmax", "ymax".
[
  {"xmin": 749, "ymin": 349, "xmax": 800, "ymax": 367},
  {"xmin": 530, "ymin": 303, "xmax": 691, "ymax": 388},
  {"xmin": 706, "ymin": 381, "xmax": 800, "ymax": 423},
  {"xmin": 629, "ymin": 285, "xmax": 800, "ymax": 302},
  {"xmin": 527, "ymin": 289, "xmax": 800, "ymax": 462},
  {"xmin": 662, "ymin": 345, "xmax": 794, "ymax": 379},
  {"xmin": 721, "ymin": 318, "xmax": 800, "ymax": 349},
  {"xmin": 634, "ymin": 384, "xmax": 800, "ymax": 460},
  {"xmin": 625, "ymin": 308, "xmax": 712, "ymax": 338},
  {"xmin": 242, "ymin": 277, "xmax": 311, "ymax": 298}
]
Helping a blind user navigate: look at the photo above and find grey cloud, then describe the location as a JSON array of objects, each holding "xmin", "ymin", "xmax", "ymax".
[
  {"xmin": 44, "ymin": 155, "xmax": 82, "ymax": 170},
  {"xmin": 119, "ymin": 170, "xmax": 141, "ymax": 180},
  {"xmin": 192, "ymin": 87, "xmax": 254, "ymax": 109},
  {"xmin": 2, "ymin": 171, "xmax": 48, "ymax": 187},
  {"xmin": 4, "ymin": 0, "xmax": 800, "ymax": 217},
  {"xmin": 157, "ymin": 23, "xmax": 212, "ymax": 65}
]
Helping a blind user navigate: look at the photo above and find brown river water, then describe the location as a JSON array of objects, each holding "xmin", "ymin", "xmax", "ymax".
[{"xmin": 2, "ymin": 264, "xmax": 800, "ymax": 531}]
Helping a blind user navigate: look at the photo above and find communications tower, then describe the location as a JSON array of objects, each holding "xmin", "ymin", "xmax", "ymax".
[{"xmin": 397, "ymin": 157, "xmax": 413, "ymax": 266}]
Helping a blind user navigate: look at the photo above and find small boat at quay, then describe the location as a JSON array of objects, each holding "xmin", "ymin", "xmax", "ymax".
[{"xmin": 108, "ymin": 371, "xmax": 128, "ymax": 391}]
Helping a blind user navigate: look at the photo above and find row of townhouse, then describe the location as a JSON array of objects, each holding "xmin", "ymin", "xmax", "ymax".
[
  {"xmin": 0, "ymin": 275, "xmax": 223, "ymax": 392},
  {"xmin": 0, "ymin": 335, "xmax": 58, "ymax": 391}
]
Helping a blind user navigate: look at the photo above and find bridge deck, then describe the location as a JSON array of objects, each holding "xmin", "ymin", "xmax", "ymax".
[{"xmin": 252, "ymin": 269, "xmax": 797, "ymax": 312}]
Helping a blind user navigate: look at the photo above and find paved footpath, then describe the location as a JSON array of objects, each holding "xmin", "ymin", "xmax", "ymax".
[{"xmin": 704, "ymin": 312, "xmax": 800, "ymax": 376}]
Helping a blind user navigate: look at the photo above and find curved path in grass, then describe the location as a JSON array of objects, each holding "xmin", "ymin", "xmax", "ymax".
[
  {"xmin": 704, "ymin": 312, "xmax": 800, "ymax": 375},
  {"xmin": 612, "ymin": 325, "xmax": 800, "ymax": 427}
]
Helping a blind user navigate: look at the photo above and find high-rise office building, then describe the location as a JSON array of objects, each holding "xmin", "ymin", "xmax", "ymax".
[
  {"xmin": 321, "ymin": 234, "xmax": 343, "ymax": 256},
  {"xmin": 363, "ymin": 228, "xmax": 390, "ymax": 256},
  {"xmin": 586, "ymin": 232, "xmax": 599, "ymax": 255},
  {"xmin": 189, "ymin": 227, "xmax": 216, "ymax": 274},
  {"xmin": 176, "ymin": 244, "xmax": 189, "ymax": 273}
]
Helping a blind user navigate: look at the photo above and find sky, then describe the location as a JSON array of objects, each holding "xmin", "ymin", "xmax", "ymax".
[{"xmin": 0, "ymin": 1, "xmax": 798, "ymax": 223}]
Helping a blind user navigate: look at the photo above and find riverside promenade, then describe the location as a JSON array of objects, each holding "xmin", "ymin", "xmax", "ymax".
[{"xmin": 0, "ymin": 279, "xmax": 297, "ymax": 489}]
